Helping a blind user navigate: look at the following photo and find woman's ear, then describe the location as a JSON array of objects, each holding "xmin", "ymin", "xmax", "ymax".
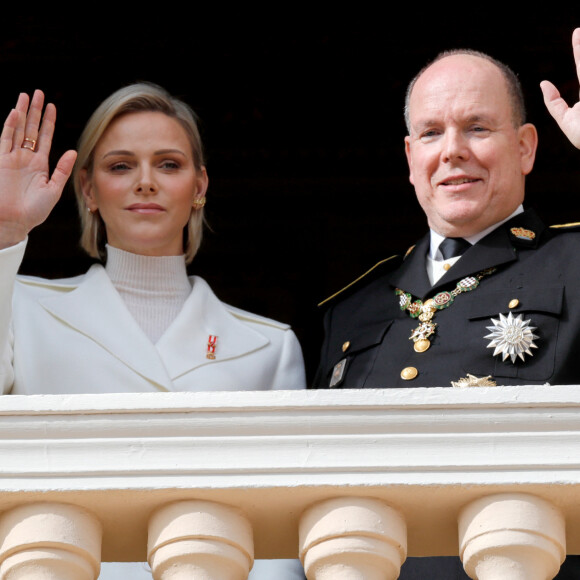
[
  {"xmin": 79, "ymin": 168, "xmax": 98, "ymax": 212},
  {"xmin": 195, "ymin": 166, "xmax": 209, "ymax": 198},
  {"xmin": 193, "ymin": 166, "xmax": 209, "ymax": 206}
]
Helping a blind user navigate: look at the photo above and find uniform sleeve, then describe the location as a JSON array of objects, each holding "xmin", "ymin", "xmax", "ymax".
[
  {"xmin": 0, "ymin": 240, "xmax": 26, "ymax": 395},
  {"xmin": 311, "ymin": 305, "xmax": 333, "ymax": 389},
  {"xmin": 271, "ymin": 328, "xmax": 307, "ymax": 390}
]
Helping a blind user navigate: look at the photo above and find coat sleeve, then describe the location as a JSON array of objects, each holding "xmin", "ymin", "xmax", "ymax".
[
  {"xmin": 270, "ymin": 328, "xmax": 307, "ymax": 390},
  {"xmin": 0, "ymin": 240, "xmax": 26, "ymax": 395}
]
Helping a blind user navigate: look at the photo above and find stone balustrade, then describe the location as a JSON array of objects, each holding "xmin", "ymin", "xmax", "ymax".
[{"xmin": 0, "ymin": 385, "xmax": 578, "ymax": 579}]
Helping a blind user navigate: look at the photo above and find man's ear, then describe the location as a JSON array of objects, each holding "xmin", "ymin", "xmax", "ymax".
[
  {"xmin": 404, "ymin": 136, "xmax": 415, "ymax": 185},
  {"xmin": 518, "ymin": 123, "xmax": 538, "ymax": 176}
]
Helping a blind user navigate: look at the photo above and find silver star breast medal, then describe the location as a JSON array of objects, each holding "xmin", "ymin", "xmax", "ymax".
[{"xmin": 484, "ymin": 312, "xmax": 539, "ymax": 363}]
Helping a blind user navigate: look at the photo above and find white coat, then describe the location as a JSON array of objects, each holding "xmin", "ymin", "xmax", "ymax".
[
  {"xmin": 1, "ymin": 240, "xmax": 306, "ymax": 395},
  {"xmin": 0, "ymin": 239, "xmax": 307, "ymax": 579}
]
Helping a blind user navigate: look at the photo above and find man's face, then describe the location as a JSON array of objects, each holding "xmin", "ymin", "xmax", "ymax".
[{"xmin": 404, "ymin": 54, "xmax": 537, "ymax": 238}]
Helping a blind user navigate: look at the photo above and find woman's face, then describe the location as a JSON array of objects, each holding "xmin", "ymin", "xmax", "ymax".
[{"xmin": 81, "ymin": 111, "xmax": 208, "ymax": 256}]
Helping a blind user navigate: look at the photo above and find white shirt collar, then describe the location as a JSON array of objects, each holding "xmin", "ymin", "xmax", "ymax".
[
  {"xmin": 429, "ymin": 205, "xmax": 524, "ymax": 260},
  {"xmin": 426, "ymin": 205, "xmax": 524, "ymax": 285}
]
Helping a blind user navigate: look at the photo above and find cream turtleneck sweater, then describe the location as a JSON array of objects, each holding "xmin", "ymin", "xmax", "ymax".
[{"xmin": 104, "ymin": 245, "xmax": 192, "ymax": 344}]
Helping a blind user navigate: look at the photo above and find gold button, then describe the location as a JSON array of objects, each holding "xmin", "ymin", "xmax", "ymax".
[
  {"xmin": 414, "ymin": 339, "xmax": 430, "ymax": 353},
  {"xmin": 443, "ymin": 263, "xmax": 451, "ymax": 271},
  {"xmin": 508, "ymin": 299, "xmax": 519, "ymax": 309},
  {"xmin": 401, "ymin": 367, "xmax": 418, "ymax": 381},
  {"xmin": 342, "ymin": 341, "xmax": 350, "ymax": 352}
]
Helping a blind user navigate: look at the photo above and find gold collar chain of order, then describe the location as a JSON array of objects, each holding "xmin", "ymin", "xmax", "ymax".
[{"xmin": 395, "ymin": 267, "xmax": 497, "ymax": 353}]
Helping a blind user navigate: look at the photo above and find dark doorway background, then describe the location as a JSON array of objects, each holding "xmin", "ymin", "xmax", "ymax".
[{"xmin": 4, "ymin": 14, "xmax": 580, "ymax": 383}]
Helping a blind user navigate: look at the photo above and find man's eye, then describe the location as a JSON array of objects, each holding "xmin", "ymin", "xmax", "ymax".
[{"xmin": 420, "ymin": 130, "xmax": 440, "ymax": 139}]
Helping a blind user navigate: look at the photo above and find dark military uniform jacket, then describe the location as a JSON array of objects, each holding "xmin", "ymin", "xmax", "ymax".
[
  {"xmin": 313, "ymin": 207, "xmax": 580, "ymax": 579},
  {"xmin": 314, "ymin": 208, "xmax": 580, "ymax": 391}
]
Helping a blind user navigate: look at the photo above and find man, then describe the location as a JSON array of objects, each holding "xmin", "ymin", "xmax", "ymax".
[{"xmin": 313, "ymin": 29, "xmax": 580, "ymax": 578}]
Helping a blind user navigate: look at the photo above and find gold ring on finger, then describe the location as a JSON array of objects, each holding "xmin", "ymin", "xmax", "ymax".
[{"xmin": 21, "ymin": 138, "xmax": 37, "ymax": 152}]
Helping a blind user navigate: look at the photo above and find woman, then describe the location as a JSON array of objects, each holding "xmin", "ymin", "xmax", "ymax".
[{"xmin": 0, "ymin": 85, "xmax": 306, "ymax": 578}]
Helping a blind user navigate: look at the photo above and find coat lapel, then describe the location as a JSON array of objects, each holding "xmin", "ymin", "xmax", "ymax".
[
  {"xmin": 38, "ymin": 265, "xmax": 175, "ymax": 390},
  {"xmin": 155, "ymin": 276, "xmax": 269, "ymax": 379},
  {"xmin": 37, "ymin": 270, "xmax": 271, "ymax": 386},
  {"xmin": 387, "ymin": 234, "xmax": 432, "ymax": 298}
]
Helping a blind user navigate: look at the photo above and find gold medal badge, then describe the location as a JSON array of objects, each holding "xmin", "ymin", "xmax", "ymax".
[
  {"xmin": 396, "ymin": 268, "xmax": 496, "ymax": 354},
  {"xmin": 451, "ymin": 374, "xmax": 497, "ymax": 387},
  {"xmin": 510, "ymin": 227, "xmax": 536, "ymax": 241}
]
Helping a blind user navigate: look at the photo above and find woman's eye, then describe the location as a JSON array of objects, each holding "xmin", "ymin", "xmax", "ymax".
[
  {"xmin": 160, "ymin": 160, "xmax": 180, "ymax": 170},
  {"xmin": 110, "ymin": 162, "xmax": 130, "ymax": 172}
]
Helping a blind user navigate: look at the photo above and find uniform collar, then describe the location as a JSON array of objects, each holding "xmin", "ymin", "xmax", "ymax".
[
  {"xmin": 429, "ymin": 204, "xmax": 524, "ymax": 260},
  {"xmin": 390, "ymin": 207, "xmax": 545, "ymax": 299}
]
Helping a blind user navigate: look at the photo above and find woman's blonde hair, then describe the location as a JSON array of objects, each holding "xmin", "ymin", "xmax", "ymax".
[{"xmin": 72, "ymin": 82, "xmax": 206, "ymax": 264}]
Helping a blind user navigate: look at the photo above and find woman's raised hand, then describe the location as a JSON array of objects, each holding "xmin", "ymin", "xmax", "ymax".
[{"xmin": 0, "ymin": 90, "xmax": 77, "ymax": 249}]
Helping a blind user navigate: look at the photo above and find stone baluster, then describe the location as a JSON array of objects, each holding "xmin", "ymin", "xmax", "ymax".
[
  {"xmin": 0, "ymin": 502, "xmax": 102, "ymax": 580},
  {"xmin": 299, "ymin": 496, "xmax": 407, "ymax": 580},
  {"xmin": 148, "ymin": 500, "xmax": 254, "ymax": 580},
  {"xmin": 459, "ymin": 492, "xmax": 566, "ymax": 580}
]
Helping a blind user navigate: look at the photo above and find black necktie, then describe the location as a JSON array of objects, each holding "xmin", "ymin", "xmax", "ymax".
[{"xmin": 439, "ymin": 237, "xmax": 471, "ymax": 260}]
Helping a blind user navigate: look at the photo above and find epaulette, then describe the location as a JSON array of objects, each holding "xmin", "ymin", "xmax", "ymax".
[
  {"xmin": 318, "ymin": 255, "xmax": 401, "ymax": 307},
  {"xmin": 549, "ymin": 221, "xmax": 580, "ymax": 231}
]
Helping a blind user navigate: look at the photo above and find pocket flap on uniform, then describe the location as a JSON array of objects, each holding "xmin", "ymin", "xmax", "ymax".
[
  {"xmin": 467, "ymin": 286, "xmax": 564, "ymax": 320},
  {"xmin": 329, "ymin": 319, "xmax": 393, "ymax": 366}
]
